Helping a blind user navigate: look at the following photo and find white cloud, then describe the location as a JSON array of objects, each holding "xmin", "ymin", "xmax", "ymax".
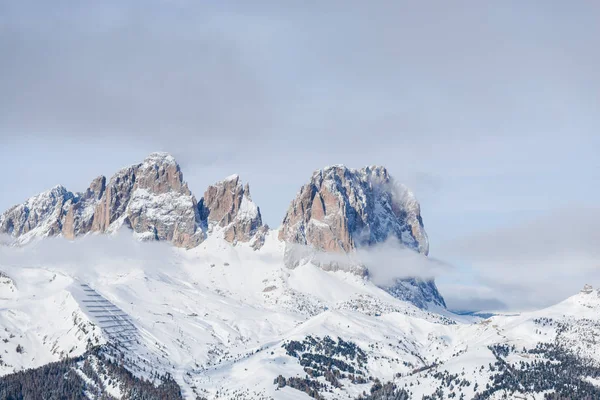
[
  {"xmin": 0, "ymin": 232, "xmax": 177, "ymax": 283},
  {"xmin": 439, "ymin": 207, "xmax": 600, "ymax": 311},
  {"xmin": 286, "ymin": 238, "xmax": 453, "ymax": 286},
  {"xmin": 439, "ymin": 283, "xmax": 508, "ymax": 312}
]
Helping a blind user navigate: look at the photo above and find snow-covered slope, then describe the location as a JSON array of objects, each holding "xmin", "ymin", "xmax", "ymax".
[
  {"xmin": 0, "ymin": 267, "xmax": 103, "ymax": 375},
  {"xmin": 1, "ymin": 231, "xmax": 598, "ymax": 399}
]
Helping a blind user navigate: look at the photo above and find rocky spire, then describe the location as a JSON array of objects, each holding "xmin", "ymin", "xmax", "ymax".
[
  {"xmin": 62, "ymin": 176, "xmax": 106, "ymax": 239},
  {"xmin": 199, "ymin": 174, "xmax": 266, "ymax": 248},
  {"xmin": 0, "ymin": 153, "xmax": 205, "ymax": 248}
]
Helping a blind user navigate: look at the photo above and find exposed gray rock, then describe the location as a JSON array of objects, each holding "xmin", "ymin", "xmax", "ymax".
[
  {"xmin": 91, "ymin": 166, "xmax": 137, "ymax": 233},
  {"xmin": 279, "ymin": 165, "xmax": 444, "ymax": 309},
  {"xmin": 0, "ymin": 153, "xmax": 267, "ymax": 250},
  {"xmin": 581, "ymin": 284, "xmax": 594, "ymax": 294},
  {"xmin": 279, "ymin": 165, "xmax": 428, "ymax": 260},
  {"xmin": 382, "ymin": 278, "xmax": 447, "ymax": 309},
  {"xmin": 0, "ymin": 185, "xmax": 73, "ymax": 242},
  {"xmin": 90, "ymin": 153, "xmax": 204, "ymax": 248},
  {"xmin": 0, "ymin": 153, "xmax": 204, "ymax": 248},
  {"xmin": 62, "ymin": 176, "xmax": 106, "ymax": 239},
  {"xmin": 199, "ymin": 174, "xmax": 265, "ymax": 247}
]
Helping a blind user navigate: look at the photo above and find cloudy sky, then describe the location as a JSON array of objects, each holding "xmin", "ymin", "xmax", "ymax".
[{"xmin": 1, "ymin": 1, "xmax": 598, "ymax": 311}]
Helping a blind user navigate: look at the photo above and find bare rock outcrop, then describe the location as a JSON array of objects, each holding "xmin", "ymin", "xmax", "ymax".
[
  {"xmin": 0, "ymin": 153, "xmax": 204, "ymax": 248},
  {"xmin": 279, "ymin": 165, "xmax": 444, "ymax": 309},
  {"xmin": 199, "ymin": 174, "xmax": 266, "ymax": 247},
  {"xmin": 0, "ymin": 153, "xmax": 267, "ymax": 250},
  {"xmin": 62, "ymin": 176, "xmax": 106, "ymax": 239},
  {"xmin": 0, "ymin": 185, "xmax": 73, "ymax": 242},
  {"xmin": 90, "ymin": 153, "xmax": 204, "ymax": 248},
  {"xmin": 279, "ymin": 165, "xmax": 428, "ymax": 259}
]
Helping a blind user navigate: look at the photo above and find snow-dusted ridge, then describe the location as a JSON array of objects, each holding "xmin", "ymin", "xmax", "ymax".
[
  {"xmin": 0, "ymin": 152, "xmax": 264, "ymax": 249},
  {"xmin": 0, "ymin": 154, "xmax": 443, "ymax": 311}
]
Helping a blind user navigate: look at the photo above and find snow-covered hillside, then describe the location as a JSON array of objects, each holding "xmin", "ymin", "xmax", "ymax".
[
  {"xmin": 1, "ymin": 230, "xmax": 599, "ymax": 399},
  {"xmin": 0, "ymin": 153, "xmax": 598, "ymax": 399}
]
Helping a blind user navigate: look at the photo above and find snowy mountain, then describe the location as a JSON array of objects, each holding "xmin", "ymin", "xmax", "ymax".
[
  {"xmin": 0, "ymin": 155, "xmax": 442, "ymax": 310},
  {"xmin": 0, "ymin": 154, "xmax": 598, "ymax": 399},
  {"xmin": 0, "ymin": 153, "xmax": 264, "ymax": 249},
  {"xmin": 199, "ymin": 174, "xmax": 267, "ymax": 249},
  {"xmin": 279, "ymin": 165, "xmax": 444, "ymax": 309},
  {"xmin": 279, "ymin": 165, "xmax": 429, "ymax": 259}
]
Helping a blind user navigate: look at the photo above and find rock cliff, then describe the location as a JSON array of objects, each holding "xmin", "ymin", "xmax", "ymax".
[
  {"xmin": 279, "ymin": 165, "xmax": 444, "ymax": 308},
  {"xmin": 89, "ymin": 153, "xmax": 204, "ymax": 248},
  {"xmin": 279, "ymin": 165, "xmax": 428, "ymax": 258},
  {"xmin": 0, "ymin": 153, "xmax": 265, "ymax": 249},
  {"xmin": 199, "ymin": 174, "xmax": 266, "ymax": 248}
]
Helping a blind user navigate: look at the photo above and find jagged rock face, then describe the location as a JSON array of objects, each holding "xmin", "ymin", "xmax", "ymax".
[
  {"xmin": 0, "ymin": 153, "xmax": 267, "ymax": 250},
  {"xmin": 581, "ymin": 284, "xmax": 594, "ymax": 294},
  {"xmin": 279, "ymin": 165, "xmax": 429, "ymax": 257},
  {"xmin": 63, "ymin": 176, "xmax": 106, "ymax": 239},
  {"xmin": 135, "ymin": 152, "xmax": 190, "ymax": 195},
  {"xmin": 279, "ymin": 165, "xmax": 444, "ymax": 309},
  {"xmin": 91, "ymin": 166, "xmax": 136, "ymax": 233},
  {"xmin": 90, "ymin": 153, "xmax": 204, "ymax": 248},
  {"xmin": 0, "ymin": 153, "xmax": 204, "ymax": 248},
  {"xmin": 199, "ymin": 175, "xmax": 265, "ymax": 247},
  {"xmin": 0, "ymin": 186, "xmax": 73, "ymax": 242}
]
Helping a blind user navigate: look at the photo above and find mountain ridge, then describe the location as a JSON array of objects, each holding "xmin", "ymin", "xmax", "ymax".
[
  {"xmin": 0, "ymin": 152, "xmax": 264, "ymax": 249},
  {"xmin": 0, "ymin": 152, "xmax": 446, "ymax": 311}
]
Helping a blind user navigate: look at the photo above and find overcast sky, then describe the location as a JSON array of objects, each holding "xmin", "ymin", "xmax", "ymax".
[{"xmin": 1, "ymin": 1, "xmax": 598, "ymax": 311}]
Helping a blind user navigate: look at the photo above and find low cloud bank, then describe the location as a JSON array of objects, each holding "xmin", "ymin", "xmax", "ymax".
[
  {"xmin": 285, "ymin": 238, "xmax": 453, "ymax": 286},
  {"xmin": 3, "ymin": 206, "xmax": 597, "ymax": 314},
  {"xmin": 0, "ymin": 232, "xmax": 177, "ymax": 282},
  {"xmin": 439, "ymin": 207, "xmax": 600, "ymax": 311},
  {"xmin": 355, "ymin": 240, "xmax": 451, "ymax": 286}
]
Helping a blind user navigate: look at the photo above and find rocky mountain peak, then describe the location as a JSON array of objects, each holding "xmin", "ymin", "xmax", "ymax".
[
  {"xmin": 0, "ymin": 153, "xmax": 267, "ymax": 250},
  {"xmin": 0, "ymin": 185, "xmax": 74, "ymax": 241},
  {"xmin": 134, "ymin": 152, "xmax": 190, "ymax": 195},
  {"xmin": 82, "ymin": 176, "xmax": 107, "ymax": 201},
  {"xmin": 279, "ymin": 164, "xmax": 429, "ymax": 256},
  {"xmin": 314, "ymin": 164, "xmax": 390, "ymax": 185},
  {"xmin": 200, "ymin": 175, "xmax": 266, "ymax": 248},
  {"xmin": 573, "ymin": 284, "xmax": 600, "ymax": 310},
  {"xmin": 279, "ymin": 164, "xmax": 443, "ymax": 309},
  {"xmin": 581, "ymin": 284, "xmax": 595, "ymax": 294},
  {"xmin": 0, "ymin": 153, "xmax": 203, "ymax": 247},
  {"xmin": 143, "ymin": 151, "xmax": 177, "ymax": 165},
  {"xmin": 88, "ymin": 152, "xmax": 203, "ymax": 247}
]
